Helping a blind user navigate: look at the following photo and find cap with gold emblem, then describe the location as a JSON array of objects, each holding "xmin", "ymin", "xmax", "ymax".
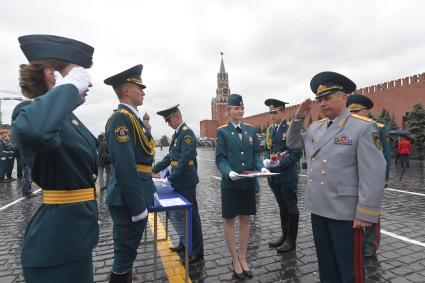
[
  {"xmin": 310, "ymin": 71, "xmax": 356, "ymax": 99},
  {"xmin": 156, "ymin": 104, "xmax": 180, "ymax": 122},
  {"xmin": 264, "ymin": 98, "xmax": 288, "ymax": 111},
  {"xmin": 104, "ymin": 64, "xmax": 145, "ymax": 89},
  {"xmin": 346, "ymin": 93, "xmax": 374, "ymax": 111},
  {"xmin": 227, "ymin": 93, "xmax": 243, "ymax": 106}
]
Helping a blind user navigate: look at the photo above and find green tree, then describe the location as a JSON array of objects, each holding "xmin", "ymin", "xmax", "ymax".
[
  {"xmin": 407, "ymin": 103, "xmax": 425, "ymax": 151},
  {"xmin": 377, "ymin": 108, "xmax": 391, "ymax": 126},
  {"xmin": 388, "ymin": 113, "xmax": 399, "ymax": 131},
  {"xmin": 160, "ymin": 135, "xmax": 169, "ymax": 146}
]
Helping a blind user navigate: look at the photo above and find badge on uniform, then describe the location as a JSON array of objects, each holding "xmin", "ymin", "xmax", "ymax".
[
  {"xmin": 248, "ymin": 136, "xmax": 253, "ymax": 145},
  {"xmin": 372, "ymin": 132, "xmax": 382, "ymax": 150},
  {"xmin": 114, "ymin": 126, "xmax": 130, "ymax": 143},
  {"xmin": 334, "ymin": 135, "xmax": 352, "ymax": 145},
  {"xmin": 184, "ymin": 135, "xmax": 192, "ymax": 144},
  {"xmin": 71, "ymin": 119, "xmax": 79, "ymax": 126}
]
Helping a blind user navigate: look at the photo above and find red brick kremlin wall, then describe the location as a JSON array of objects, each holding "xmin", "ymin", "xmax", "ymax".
[{"xmin": 243, "ymin": 73, "xmax": 425, "ymax": 130}]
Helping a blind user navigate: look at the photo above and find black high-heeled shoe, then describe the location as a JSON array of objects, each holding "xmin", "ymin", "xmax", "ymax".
[
  {"xmin": 239, "ymin": 256, "xmax": 253, "ymax": 278},
  {"xmin": 232, "ymin": 261, "xmax": 245, "ymax": 280}
]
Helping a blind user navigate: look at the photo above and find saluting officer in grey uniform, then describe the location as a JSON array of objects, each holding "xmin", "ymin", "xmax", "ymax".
[{"xmin": 286, "ymin": 71, "xmax": 386, "ymax": 283}]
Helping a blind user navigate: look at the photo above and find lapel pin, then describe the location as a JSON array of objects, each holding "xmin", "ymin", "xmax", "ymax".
[{"xmin": 71, "ymin": 119, "xmax": 79, "ymax": 126}]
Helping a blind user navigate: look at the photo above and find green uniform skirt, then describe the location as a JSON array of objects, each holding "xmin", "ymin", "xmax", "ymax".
[{"xmin": 221, "ymin": 187, "xmax": 256, "ymax": 219}]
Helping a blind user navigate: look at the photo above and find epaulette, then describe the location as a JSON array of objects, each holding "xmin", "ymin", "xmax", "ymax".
[
  {"xmin": 182, "ymin": 126, "xmax": 189, "ymax": 131},
  {"xmin": 312, "ymin": 118, "xmax": 327, "ymax": 124},
  {"xmin": 244, "ymin": 123, "xmax": 253, "ymax": 126},
  {"xmin": 217, "ymin": 124, "xmax": 227, "ymax": 129},
  {"xmin": 287, "ymin": 121, "xmax": 292, "ymax": 126},
  {"xmin": 351, "ymin": 113, "xmax": 373, "ymax": 122},
  {"xmin": 376, "ymin": 122, "xmax": 384, "ymax": 128}
]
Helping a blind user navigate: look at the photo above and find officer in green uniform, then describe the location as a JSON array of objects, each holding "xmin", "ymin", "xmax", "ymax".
[
  {"xmin": 12, "ymin": 34, "xmax": 98, "ymax": 283},
  {"xmin": 216, "ymin": 94, "xmax": 268, "ymax": 279},
  {"xmin": 347, "ymin": 93, "xmax": 391, "ymax": 258},
  {"xmin": 153, "ymin": 105, "xmax": 204, "ymax": 263},
  {"xmin": 5, "ymin": 135, "xmax": 17, "ymax": 181},
  {"xmin": 104, "ymin": 65, "xmax": 156, "ymax": 282},
  {"xmin": 263, "ymin": 99, "xmax": 302, "ymax": 253}
]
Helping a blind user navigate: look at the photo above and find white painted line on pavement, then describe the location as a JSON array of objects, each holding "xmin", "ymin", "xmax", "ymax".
[
  {"xmin": 385, "ymin": 187, "xmax": 425, "ymax": 197},
  {"xmin": 0, "ymin": 189, "xmax": 42, "ymax": 212},
  {"xmin": 381, "ymin": 230, "xmax": 425, "ymax": 248}
]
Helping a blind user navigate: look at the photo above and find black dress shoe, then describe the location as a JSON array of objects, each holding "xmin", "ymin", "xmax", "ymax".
[
  {"xmin": 169, "ymin": 244, "xmax": 185, "ymax": 253},
  {"xmin": 232, "ymin": 262, "xmax": 245, "ymax": 280},
  {"xmin": 238, "ymin": 256, "xmax": 253, "ymax": 278}
]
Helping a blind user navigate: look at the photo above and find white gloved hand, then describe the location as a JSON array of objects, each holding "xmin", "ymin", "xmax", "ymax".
[
  {"xmin": 229, "ymin": 171, "xmax": 241, "ymax": 181},
  {"xmin": 263, "ymin": 159, "xmax": 270, "ymax": 168},
  {"xmin": 261, "ymin": 167, "xmax": 271, "ymax": 173},
  {"xmin": 268, "ymin": 160, "xmax": 280, "ymax": 168},
  {"xmin": 131, "ymin": 208, "xmax": 148, "ymax": 222},
  {"xmin": 54, "ymin": 66, "xmax": 91, "ymax": 94}
]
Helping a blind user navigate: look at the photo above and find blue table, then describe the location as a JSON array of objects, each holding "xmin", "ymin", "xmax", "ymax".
[{"xmin": 149, "ymin": 184, "xmax": 192, "ymax": 283}]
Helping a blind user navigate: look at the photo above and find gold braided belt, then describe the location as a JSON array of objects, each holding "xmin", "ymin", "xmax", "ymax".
[
  {"xmin": 136, "ymin": 164, "xmax": 153, "ymax": 173},
  {"xmin": 43, "ymin": 188, "xmax": 95, "ymax": 204},
  {"xmin": 170, "ymin": 160, "xmax": 194, "ymax": 167}
]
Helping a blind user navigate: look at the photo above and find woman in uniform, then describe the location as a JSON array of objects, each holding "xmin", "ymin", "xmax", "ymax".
[
  {"xmin": 12, "ymin": 34, "xmax": 99, "ymax": 283},
  {"xmin": 215, "ymin": 93, "xmax": 268, "ymax": 279}
]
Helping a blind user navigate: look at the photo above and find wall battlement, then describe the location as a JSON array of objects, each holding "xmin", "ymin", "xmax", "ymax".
[{"xmin": 357, "ymin": 73, "xmax": 425, "ymax": 95}]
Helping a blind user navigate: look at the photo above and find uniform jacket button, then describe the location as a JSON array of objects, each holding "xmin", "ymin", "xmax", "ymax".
[
  {"xmin": 309, "ymin": 179, "xmax": 313, "ymax": 182},
  {"xmin": 322, "ymin": 160, "xmax": 327, "ymax": 164},
  {"xmin": 320, "ymin": 181, "xmax": 325, "ymax": 186},
  {"xmin": 242, "ymin": 162, "xmax": 245, "ymax": 166},
  {"xmin": 241, "ymin": 151, "xmax": 244, "ymax": 155},
  {"xmin": 93, "ymin": 174, "xmax": 97, "ymax": 179},
  {"xmin": 310, "ymin": 168, "xmax": 314, "ymax": 172},
  {"xmin": 312, "ymin": 157, "xmax": 316, "ymax": 161},
  {"xmin": 321, "ymin": 171, "xmax": 326, "ymax": 175}
]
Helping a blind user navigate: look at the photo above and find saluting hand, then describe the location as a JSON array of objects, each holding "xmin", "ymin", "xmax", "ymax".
[
  {"xmin": 54, "ymin": 66, "xmax": 91, "ymax": 95},
  {"xmin": 294, "ymin": 99, "xmax": 313, "ymax": 119}
]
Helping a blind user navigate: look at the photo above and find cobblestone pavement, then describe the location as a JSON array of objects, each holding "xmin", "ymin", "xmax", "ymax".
[{"xmin": 1, "ymin": 149, "xmax": 424, "ymax": 282}]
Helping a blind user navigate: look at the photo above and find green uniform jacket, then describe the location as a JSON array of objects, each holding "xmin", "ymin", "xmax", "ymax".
[
  {"xmin": 216, "ymin": 122, "xmax": 263, "ymax": 190},
  {"xmin": 105, "ymin": 104, "xmax": 156, "ymax": 215},
  {"xmin": 264, "ymin": 121, "xmax": 302, "ymax": 184},
  {"xmin": 12, "ymin": 84, "xmax": 99, "ymax": 267},
  {"xmin": 153, "ymin": 123, "xmax": 199, "ymax": 192}
]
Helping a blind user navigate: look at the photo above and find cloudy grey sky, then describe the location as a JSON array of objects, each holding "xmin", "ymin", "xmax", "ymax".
[{"xmin": 1, "ymin": 0, "xmax": 424, "ymax": 139}]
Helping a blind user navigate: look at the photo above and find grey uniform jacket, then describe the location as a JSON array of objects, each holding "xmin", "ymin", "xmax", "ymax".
[{"xmin": 286, "ymin": 109, "xmax": 385, "ymax": 223}]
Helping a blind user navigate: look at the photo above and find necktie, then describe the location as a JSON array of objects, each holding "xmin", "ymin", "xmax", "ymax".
[
  {"xmin": 327, "ymin": 120, "xmax": 333, "ymax": 129},
  {"xmin": 236, "ymin": 126, "xmax": 242, "ymax": 140}
]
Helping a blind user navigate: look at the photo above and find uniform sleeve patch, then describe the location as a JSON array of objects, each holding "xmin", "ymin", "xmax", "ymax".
[
  {"xmin": 114, "ymin": 126, "xmax": 130, "ymax": 143},
  {"xmin": 184, "ymin": 135, "xmax": 192, "ymax": 144},
  {"xmin": 372, "ymin": 132, "xmax": 382, "ymax": 150}
]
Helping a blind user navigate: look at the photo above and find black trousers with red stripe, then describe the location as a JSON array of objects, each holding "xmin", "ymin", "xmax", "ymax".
[{"xmin": 311, "ymin": 214, "xmax": 364, "ymax": 283}]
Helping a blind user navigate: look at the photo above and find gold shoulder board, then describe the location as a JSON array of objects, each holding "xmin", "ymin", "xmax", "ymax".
[
  {"xmin": 351, "ymin": 113, "xmax": 373, "ymax": 122},
  {"xmin": 312, "ymin": 118, "xmax": 327, "ymax": 124},
  {"xmin": 217, "ymin": 124, "xmax": 228, "ymax": 129}
]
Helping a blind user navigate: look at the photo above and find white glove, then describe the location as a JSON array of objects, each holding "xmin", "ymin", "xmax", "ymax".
[
  {"xmin": 54, "ymin": 66, "xmax": 91, "ymax": 94},
  {"xmin": 229, "ymin": 171, "xmax": 241, "ymax": 181},
  {"xmin": 261, "ymin": 167, "xmax": 270, "ymax": 173},
  {"xmin": 263, "ymin": 159, "xmax": 271, "ymax": 168},
  {"xmin": 131, "ymin": 208, "xmax": 148, "ymax": 222},
  {"xmin": 153, "ymin": 192, "xmax": 160, "ymax": 204},
  {"xmin": 268, "ymin": 160, "xmax": 280, "ymax": 168}
]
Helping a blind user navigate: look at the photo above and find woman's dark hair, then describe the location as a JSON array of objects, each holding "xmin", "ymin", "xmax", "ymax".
[{"xmin": 19, "ymin": 59, "xmax": 69, "ymax": 99}]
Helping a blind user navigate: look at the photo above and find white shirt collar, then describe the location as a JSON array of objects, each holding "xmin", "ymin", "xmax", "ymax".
[
  {"xmin": 231, "ymin": 121, "xmax": 241, "ymax": 129},
  {"xmin": 120, "ymin": 103, "xmax": 140, "ymax": 119}
]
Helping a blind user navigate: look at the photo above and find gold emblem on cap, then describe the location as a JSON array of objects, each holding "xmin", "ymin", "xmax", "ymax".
[
  {"xmin": 348, "ymin": 103, "xmax": 366, "ymax": 111},
  {"xmin": 127, "ymin": 77, "xmax": 143, "ymax": 85},
  {"xmin": 71, "ymin": 119, "xmax": 79, "ymax": 126}
]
